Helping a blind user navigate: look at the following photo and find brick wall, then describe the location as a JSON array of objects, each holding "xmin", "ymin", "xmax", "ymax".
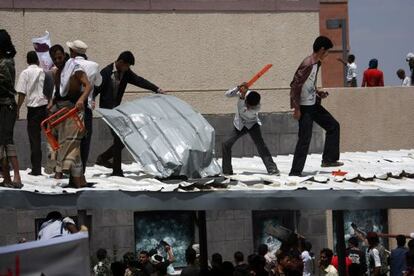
[{"xmin": 319, "ymin": 1, "xmax": 350, "ymax": 88}]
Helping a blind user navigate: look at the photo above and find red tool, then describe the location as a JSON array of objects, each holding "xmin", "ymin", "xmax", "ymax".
[
  {"xmin": 41, "ymin": 107, "xmax": 85, "ymax": 151},
  {"xmin": 246, "ymin": 64, "xmax": 273, "ymax": 88},
  {"xmin": 332, "ymin": 170, "xmax": 348, "ymax": 176}
]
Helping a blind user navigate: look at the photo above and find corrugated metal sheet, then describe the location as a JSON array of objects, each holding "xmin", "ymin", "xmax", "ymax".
[{"xmin": 96, "ymin": 95, "xmax": 221, "ymax": 178}]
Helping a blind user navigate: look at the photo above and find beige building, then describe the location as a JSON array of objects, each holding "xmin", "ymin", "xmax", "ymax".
[{"xmin": 1, "ymin": 3, "xmax": 319, "ymax": 93}]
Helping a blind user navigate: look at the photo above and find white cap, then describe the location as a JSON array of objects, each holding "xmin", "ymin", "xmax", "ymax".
[
  {"xmin": 62, "ymin": 217, "xmax": 75, "ymax": 225},
  {"xmin": 66, "ymin": 40, "xmax": 88, "ymax": 55},
  {"xmin": 406, "ymin": 52, "xmax": 414, "ymax": 61}
]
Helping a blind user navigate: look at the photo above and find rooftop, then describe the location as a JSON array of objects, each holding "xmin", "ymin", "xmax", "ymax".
[{"xmin": 2, "ymin": 149, "xmax": 414, "ymax": 210}]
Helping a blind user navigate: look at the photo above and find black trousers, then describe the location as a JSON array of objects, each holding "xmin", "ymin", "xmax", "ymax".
[
  {"xmin": 98, "ymin": 128, "xmax": 125, "ymax": 174},
  {"xmin": 222, "ymin": 124, "xmax": 277, "ymax": 174},
  {"xmin": 80, "ymin": 107, "xmax": 93, "ymax": 172},
  {"xmin": 290, "ymin": 104, "xmax": 340, "ymax": 175},
  {"xmin": 27, "ymin": 105, "xmax": 47, "ymax": 174}
]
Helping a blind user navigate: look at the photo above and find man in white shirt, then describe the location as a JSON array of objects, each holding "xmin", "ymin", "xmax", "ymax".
[
  {"xmin": 222, "ymin": 82, "xmax": 279, "ymax": 175},
  {"xmin": 367, "ymin": 232, "xmax": 388, "ymax": 276},
  {"xmin": 16, "ymin": 51, "xmax": 49, "ymax": 175},
  {"xmin": 289, "ymin": 36, "xmax": 342, "ymax": 177},
  {"xmin": 396, "ymin": 69, "xmax": 411, "ymax": 86},
  {"xmin": 319, "ymin": 248, "xmax": 338, "ymax": 276},
  {"xmin": 337, "ymin": 55, "xmax": 357, "ymax": 87},
  {"xmin": 66, "ymin": 40, "xmax": 102, "ymax": 172},
  {"xmin": 38, "ymin": 211, "xmax": 78, "ymax": 240},
  {"xmin": 301, "ymin": 240, "xmax": 314, "ymax": 276}
]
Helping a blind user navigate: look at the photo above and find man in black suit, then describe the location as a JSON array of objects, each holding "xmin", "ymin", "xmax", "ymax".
[{"xmin": 94, "ymin": 51, "xmax": 164, "ymax": 176}]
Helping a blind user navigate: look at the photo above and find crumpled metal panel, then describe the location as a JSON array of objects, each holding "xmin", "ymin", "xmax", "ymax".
[{"xmin": 96, "ymin": 95, "xmax": 221, "ymax": 178}]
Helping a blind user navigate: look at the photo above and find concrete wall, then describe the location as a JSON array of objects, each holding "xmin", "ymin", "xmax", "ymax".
[
  {"xmin": 0, "ymin": 10, "xmax": 319, "ymax": 92},
  {"xmin": 388, "ymin": 209, "xmax": 414, "ymax": 249},
  {"xmin": 323, "ymin": 86, "xmax": 414, "ymax": 152},
  {"xmin": 170, "ymin": 86, "xmax": 414, "ymax": 153}
]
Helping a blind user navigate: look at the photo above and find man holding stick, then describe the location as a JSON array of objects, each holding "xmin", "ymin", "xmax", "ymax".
[{"xmin": 222, "ymin": 65, "xmax": 279, "ymax": 175}]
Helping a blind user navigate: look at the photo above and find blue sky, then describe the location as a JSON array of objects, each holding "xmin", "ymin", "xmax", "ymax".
[{"xmin": 348, "ymin": 0, "xmax": 413, "ymax": 85}]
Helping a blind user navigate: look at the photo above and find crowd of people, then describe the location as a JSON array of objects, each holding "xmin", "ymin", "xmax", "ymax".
[
  {"xmin": 88, "ymin": 232, "xmax": 414, "ymax": 276},
  {"xmin": 26, "ymin": 211, "xmax": 414, "ymax": 276},
  {"xmin": 336, "ymin": 52, "xmax": 414, "ymax": 88}
]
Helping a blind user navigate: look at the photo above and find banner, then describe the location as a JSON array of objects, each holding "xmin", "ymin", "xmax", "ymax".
[
  {"xmin": 32, "ymin": 31, "xmax": 53, "ymax": 70},
  {"xmin": 0, "ymin": 232, "xmax": 90, "ymax": 276}
]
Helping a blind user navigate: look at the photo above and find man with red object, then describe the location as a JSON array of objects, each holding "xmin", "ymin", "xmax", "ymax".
[{"xmin": 48, "ymin": 44, "xmax": 92, "ymax": 188}]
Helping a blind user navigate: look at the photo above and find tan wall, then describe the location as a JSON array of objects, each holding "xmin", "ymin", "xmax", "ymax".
[
  {"xmin": 388, "ymin": 209, "xmax": 414, "ymax": 249},
  {"xmin": 3, "ymin": 9, "xmax": 414, "ymax": 153},
  {"xmin": 323, "ymin": 86, "xmax": 414, "ymax": 152},
  {"xmin": 128, "ymin": 86, "xmax": 414, "ymax": 153},
  {"xmin": 0, "ymin": 9, "xmax": 318, "ymax": 92}
]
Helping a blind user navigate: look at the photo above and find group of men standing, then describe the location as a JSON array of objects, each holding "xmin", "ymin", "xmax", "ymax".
[
  {"xmin": 14, "ymin": 39, "xmax": 164, "ymax": 187},
  {"xmin": 1, "ymin": 31, "xmax": 343, "ymax": 187}
]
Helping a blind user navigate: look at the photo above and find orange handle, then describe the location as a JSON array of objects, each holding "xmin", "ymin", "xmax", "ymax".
[
  {"xmin": 246, "ymin": 64, "xmax": 273, "ymax": 88},
  {"xmin": 41, "ymin": 107, "xmax": 69, "ymax": 129},
  {"xmin": 49, "ymin": 108, "xmax": 82, "ymax": 128},
  {"xmin": 45, "ymin": 129, "xmax": 60, "ymax": 151},
  {"xmin": 41, "ymin": 107, "xmax": 85, "ymax": 151}
]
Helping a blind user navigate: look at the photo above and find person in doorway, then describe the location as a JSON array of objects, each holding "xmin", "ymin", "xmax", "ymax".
[
  {"xmin": 346, "ymin": 236, "xmax": 367, "ymax": 276},
  {"xmin": 180, "ymin": 247, "xmax": 200, "ymax": 276},
  {"xmin": 367, "ymin": 232, "xmax": 389, "ymax": 276},
  {"xmin": 289, "ymin": 36, "xmax": 342, "ymax": 176}
]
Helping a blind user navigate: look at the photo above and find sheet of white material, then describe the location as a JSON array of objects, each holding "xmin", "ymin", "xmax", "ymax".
[{"xmin": 2, "ymin": 150, "xmax": 414, "ymax": 194}]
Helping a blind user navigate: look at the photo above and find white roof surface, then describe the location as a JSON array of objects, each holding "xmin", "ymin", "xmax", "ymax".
[
  {"xmin": 2, "ymin": 149, "xmax": 414, "ymax": 210},
  {"xmin": 2, "ymin": 149, "xmax": 414, "ymax": 194}
]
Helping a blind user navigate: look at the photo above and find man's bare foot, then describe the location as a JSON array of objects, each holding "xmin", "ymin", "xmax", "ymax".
[{"xmin": 13, "ymin": 174, "xmax": 21, "ymax": 184}]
